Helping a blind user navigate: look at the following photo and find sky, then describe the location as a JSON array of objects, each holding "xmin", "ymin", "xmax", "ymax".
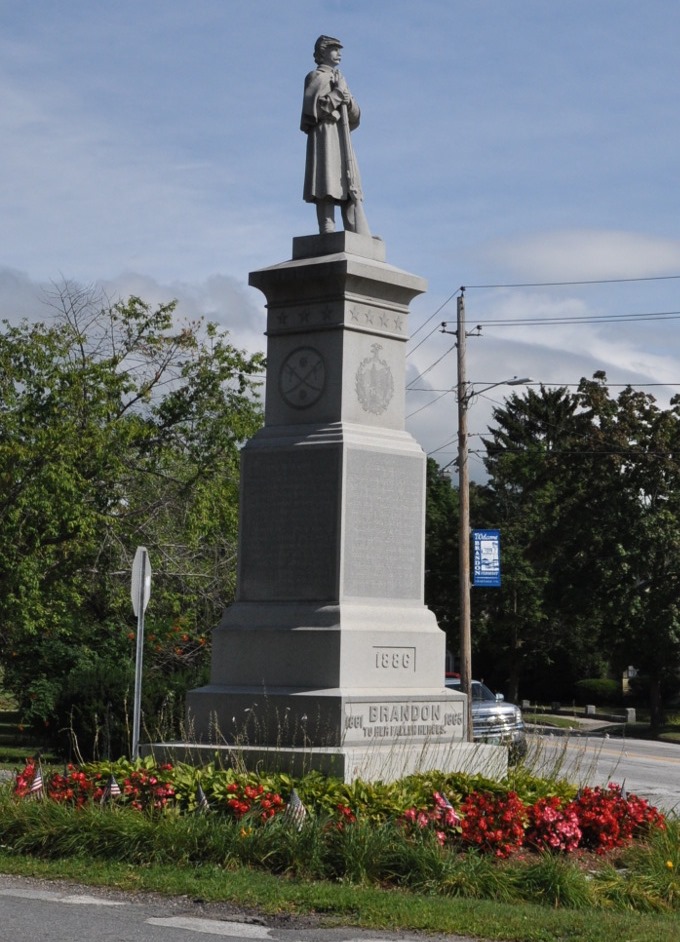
[{"xmin": 2, "ymin": 0, "xmax": 680, "ymax": 480}]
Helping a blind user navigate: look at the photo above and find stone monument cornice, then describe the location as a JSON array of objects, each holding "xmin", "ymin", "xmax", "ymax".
[{"xmin": 249, "ymin": 253, "xmax": 427, "ymax": 309}]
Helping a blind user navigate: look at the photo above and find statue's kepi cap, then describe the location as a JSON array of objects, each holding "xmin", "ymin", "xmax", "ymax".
[{"xmin": 314, "ymin": 35, "xmax": 343, "ymax": 54}]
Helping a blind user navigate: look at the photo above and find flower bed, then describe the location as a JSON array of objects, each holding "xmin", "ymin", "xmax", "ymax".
[{"xmin": 10, "ymin": 758, "xmax": 666, "ymax": 859}]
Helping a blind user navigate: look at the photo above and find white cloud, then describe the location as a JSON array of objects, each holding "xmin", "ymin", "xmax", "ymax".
[
  {"xmin": 484, "ymin": 230, "xmax": 680, "ymax": 282},
  {"xmin": 0, "ymin": 269, "xmax": 51, "ymax": 324}
]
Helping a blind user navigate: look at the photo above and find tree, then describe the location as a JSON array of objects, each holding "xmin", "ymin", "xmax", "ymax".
[
  {"xmin": 0, "ymin": 285, "xmax": 264, "ymax": 755},
  {"xmin": 424, "ymin": 458, "xmax": 491, "ymax": 673},
  {"xmin": 479, "ymin": 386, "xmax": 602, "ymax": 701},
  {"xmin": 556, "ymin": 374, "xmax": 680, "ymax": 728},
  {"xmin": 479, "ymin": 374, "xmax": 680, "ymax": 725},
  {"xmin": 424, "ymin": 458, "xmax": 459, "ymax": 644}
]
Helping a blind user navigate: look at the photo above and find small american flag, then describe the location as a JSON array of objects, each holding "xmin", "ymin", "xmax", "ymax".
[
  {"xmin": 283, "ymin": 788, "xmax": 307, "ymax": 831},
  {"xmin": 435, "ymin": 790, "xmax": 455, "ymax": 810},
  {"xmin": 196, "ymin": 782, "xmax": 210, "ymax": 812},
  {"xmin": 29, "ymin": 764, "xmax": 44, "ymax": 799},
  {"xmin": 102, "ymin": 773, "xmax": 122, "ymax": 802},
  {"xmin": 434, "ymin": 790, "xmax": 460, "ymax": 826}
]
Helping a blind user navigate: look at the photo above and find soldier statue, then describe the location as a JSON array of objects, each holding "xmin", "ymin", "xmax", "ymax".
[{"xmin": 300, "ymin": 35, "xmax": 371, "ymax": 236}]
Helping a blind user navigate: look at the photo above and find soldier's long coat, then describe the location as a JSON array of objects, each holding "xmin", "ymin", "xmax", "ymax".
[{"xmin": 300, "ymin": 64, "xmax": 363, "ymax": 204}]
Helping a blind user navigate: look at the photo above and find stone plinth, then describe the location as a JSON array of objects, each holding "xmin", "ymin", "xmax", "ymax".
[
  {"xmin": 147, "ymin": 741, "xmax": 508, "ymax": 784},
  {"xmin": 179, "ymin": 233, "xmax": 493, "ymax": 781}
]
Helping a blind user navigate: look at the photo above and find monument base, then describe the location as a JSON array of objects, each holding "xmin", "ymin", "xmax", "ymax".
[
  {"xmin": 177, "ymin": 685, "xmax": 511, "ymax": 784},
  {"xmin": 186, "ymin": 686, "xmax": 466, "ymax": 748},
  {"xmin": 178, "ymin": 235, "xmax": 490, "ymax": 784},
  {"xmin": 142, "ymin": 740, "xmax": 508, "ymax": 784}
]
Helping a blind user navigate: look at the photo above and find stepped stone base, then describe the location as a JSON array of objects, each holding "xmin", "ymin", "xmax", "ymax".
[{"xmin": 143, "ymin": 740, "xmax": 508, "ymax": 784}]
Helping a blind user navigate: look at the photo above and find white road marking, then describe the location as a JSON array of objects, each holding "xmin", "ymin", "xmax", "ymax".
[
  {"xmin": 62, "ymin": 893, "xmax": 126, "ymax": 905},
  {"xmin": 0, "ymin": 889, "xmax": 61, "ymax": 901},
  {"xmin": 147, "ymin": 917, "xmax": 272, "ymax": 937},
  {"xmin": 0, "ymin": 888, "xmax": 125, "ymax": 905}
]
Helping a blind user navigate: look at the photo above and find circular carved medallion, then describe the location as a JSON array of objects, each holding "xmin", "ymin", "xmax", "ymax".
[
  {"xmin": 279, "ymin": 346, "xmax": 326, "ymax": 408},
  {"xmin": 355, "ymin": 343, "xmax": 394, "ymax": 415}
]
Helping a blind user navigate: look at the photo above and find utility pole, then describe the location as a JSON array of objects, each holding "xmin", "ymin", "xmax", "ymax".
[
  {"xmin": 456, "ymin": 290, "xmax": 474, "ymax": 742},
  {"xmin": 442, "ymin": 294, "xmax": 530, "ymax": 745}
]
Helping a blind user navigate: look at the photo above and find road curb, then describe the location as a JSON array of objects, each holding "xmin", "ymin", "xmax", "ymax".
[{"xmin": 526, "ymin": 722, "xmax": 626, "ymax": 737}]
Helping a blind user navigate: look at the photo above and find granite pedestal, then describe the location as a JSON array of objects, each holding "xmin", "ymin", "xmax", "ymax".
[{"xmin": 176, "ymin": 232, "xmax": 505, "ymax": 781}]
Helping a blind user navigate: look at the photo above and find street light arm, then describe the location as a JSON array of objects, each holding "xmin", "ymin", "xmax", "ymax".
[{"xmin": 462, "ymin": 376, "xmax": 533, "ymax": 403}]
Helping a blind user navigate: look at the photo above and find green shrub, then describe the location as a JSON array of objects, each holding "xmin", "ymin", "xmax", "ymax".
[
  {"xmin": 574, "ymin": 678, "xmax": 621, "ymax": 706},
  {"xmin": 55, "ymin": 655, "xmax": 135, "ymax": 760},
  {"xmin": 48, "ymin": 655, "xmax": 209, "ymax": 762},
  {"xmin": 626, "ymin": 672, "xmax": 680, "ymax": 709}
]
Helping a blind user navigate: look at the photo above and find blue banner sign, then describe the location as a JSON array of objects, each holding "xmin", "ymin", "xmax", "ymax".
[{"xmin": 472, "ymin": 529, "xmax": 501, "ymax": 587}]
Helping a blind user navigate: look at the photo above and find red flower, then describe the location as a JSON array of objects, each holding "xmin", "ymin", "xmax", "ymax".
[
  {"xmin": 459, "ymin": 791, "xmax": 527, "ymax": 858},
  {"xmin": 569, "ymin": 784, "xmax": 665, "ymax": 854},
  {"xmin": 526, "ymin": 796, "xmax": 581, "ymax": 853}
]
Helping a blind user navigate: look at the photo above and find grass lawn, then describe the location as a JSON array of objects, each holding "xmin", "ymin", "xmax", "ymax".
[
  {"xmin": 525, "ymin": 703, "xmax": 680, "ymax": 743},
  {"xmin": 628, "ymin": 715, "xmax": 680, "ymax": 745},
  {"xmin": 524, "ymin": 713, "xmax": 583, "ymax": 730},
  {"xmin": 0, "ymin": 851, "xmax": 678, "ymax": 942}
]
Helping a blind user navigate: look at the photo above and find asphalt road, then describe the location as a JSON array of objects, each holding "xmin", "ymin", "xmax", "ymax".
[
  {"xmin": 0, "ymin": 875, "xmax": 477, "ymax": 942},
  {"xmin": 527, "ymin": 731, "xmax": 680, "ymax": 814}
]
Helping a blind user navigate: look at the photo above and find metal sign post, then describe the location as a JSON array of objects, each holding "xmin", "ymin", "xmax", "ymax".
[{"xmin": 130, "ymin": 546, "xmax": 151, "ymax": 759}]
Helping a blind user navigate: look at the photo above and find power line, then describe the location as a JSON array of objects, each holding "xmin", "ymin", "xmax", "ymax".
[
  {"xmin": 427, "ymin": 437, "xmax": 457, "ymax": 457},
  {"xmin": 406, "ymin": 341, "xmax": 457, "ymax": 389},
  {"xmin": 408, "ymin": 382, "xmax": 680, "ymax": 391},
  {"xmin": 406, "ymin": 317, "xmax": 680, "ymax": 404},
  {"xmin": 408, "ymin": 290, "xmax": 459, "ymax": 342},
  {"xmin": 406, "ymin": 321, "xmax": 445, "ymax": 358},
  {"xmin": 410, "ymin": 312, "xmax": 680, "ymax": 402},
  {"xmin": 420, "ymin": 382, "xmax": 680, "ymax": 459},
  {"xmin": 470, "ymin": 447, "xmax": 680, "ymax": 458},
  {"xmin": 463, "ymin": 274, "xmax": 680, "ymax": 290},
  {"xmin": 461, "ymin": 310, "xmax": 680, "ymax": 328},
  {"xmin": 430, "ymin": 445, "xmax": 680, "ymax": 463},
  {"xmin": 406, "ymin": 378, "xmax": 680, "ymax": 423},
  {"xmin": 409, "ymin": 277, "xmax": 680, "ymax": 376},
  {"xmin": 404, "ymin": 276, "xmax": 680, "ymax": 442},
  {"xmin": 406, "ymin": 387, "xmax": 453, "ymax": 419}
]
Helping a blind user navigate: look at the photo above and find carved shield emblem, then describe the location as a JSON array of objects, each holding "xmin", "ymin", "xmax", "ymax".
[{"xmin": 355, "ymin": 343, "xmax": 394, "ymax": 415}]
